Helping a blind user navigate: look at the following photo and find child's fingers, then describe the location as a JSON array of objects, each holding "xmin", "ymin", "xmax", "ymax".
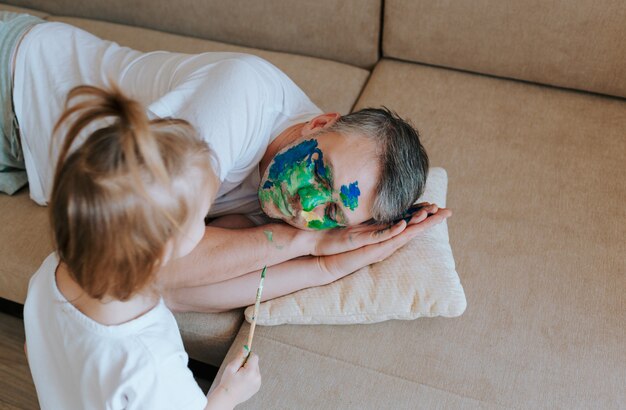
[
  {"xmin": 242, "ymin": 352, "xmax": 259, "ymax": 371},
  {"xmin": 225, "ymin": 347, "xmax": 248, "ymax": 374}
]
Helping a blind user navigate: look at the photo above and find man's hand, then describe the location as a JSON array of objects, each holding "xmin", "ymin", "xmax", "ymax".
[
  {"xmin": 309, "ymin": 202, "xmax": 445, "ymax": 256},
  {"xmin": 310, "ymin": 219, "xmax": 407, "ymax": 256},
  {"xmin": 317, "ymin": 207, "xmax": 452, "ymax": 279}
]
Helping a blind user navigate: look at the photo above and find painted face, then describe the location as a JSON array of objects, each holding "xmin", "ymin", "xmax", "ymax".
[{"xmin": 259, "ymin": 134, "xmax": 378, "ymax": 230}]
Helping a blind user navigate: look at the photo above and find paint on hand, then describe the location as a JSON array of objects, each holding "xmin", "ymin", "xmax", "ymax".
[{"xmin": 340, "ymin": 181, "xmax": 360, "ymax": 211}]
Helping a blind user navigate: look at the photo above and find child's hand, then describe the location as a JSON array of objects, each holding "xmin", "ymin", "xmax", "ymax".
[{"xmin": 214, "ymin": 348, "xmax": 261, "ymax": 406}]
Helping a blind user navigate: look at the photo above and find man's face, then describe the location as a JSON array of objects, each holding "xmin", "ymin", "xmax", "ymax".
[{"xmin": 258, "ymin": 130, "xmax": 379, "ymax": 230}]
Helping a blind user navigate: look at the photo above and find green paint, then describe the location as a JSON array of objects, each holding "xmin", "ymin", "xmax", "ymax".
[
  {"xmin": 286, "ymin": 161, "xmax": 315, "ymax": 196},
  {"xmin": 259, "ymin": 187, "xmax": 292, "ymax": 217},
  {"xmin": 308, "ymin": 217, "xmax": 340, "ymax": 230},
  {"xmin": 299, "ymin": 185, "xmax": 332, "ymax": 212},
  {"xmin": 263, "ymin": 229, "xmax": 284, "ymax": 249},
  {"xmin": 260, "ymin": 139, "xmax": 346, "ymax": 230}
]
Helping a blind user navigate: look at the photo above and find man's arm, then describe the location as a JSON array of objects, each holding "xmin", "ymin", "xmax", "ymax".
[
  {"xmin": 166, "ymin": 254, "xmax": 331, "ymax": 312},
  {"xmin": 165, "ymin": 208, "xmax": 450, "ymax": 312},
  {"xmin": 158, "ymin": 209, "xmax": 419, "ymax": 289},
  {"xmin": 158, "ymin": 221, "xmax": 311, "ymax": 289}
]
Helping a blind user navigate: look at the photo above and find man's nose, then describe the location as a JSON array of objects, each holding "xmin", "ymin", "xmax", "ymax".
[
  {"xmin": 299, "ymin": 202, "xmax": 327, "ymax": 224},
  {"xmin": 298, "ymin": 186, "xmax": 331, "ymax": 212}
]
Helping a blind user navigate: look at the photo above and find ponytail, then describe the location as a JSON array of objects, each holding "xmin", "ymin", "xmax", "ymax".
[{"xmin": 52, "ymin": 84, "xmax": 169, "ymax": 195}]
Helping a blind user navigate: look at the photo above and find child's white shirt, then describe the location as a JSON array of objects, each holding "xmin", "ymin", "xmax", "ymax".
[{"xmin": 23, "ymin": 253, "xmax": 208, "ymax": 410}]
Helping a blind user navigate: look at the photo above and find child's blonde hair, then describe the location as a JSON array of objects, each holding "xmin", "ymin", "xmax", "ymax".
[{"xmin": 50, "ymin": 85, "xmax": 215, "ymax": 301}]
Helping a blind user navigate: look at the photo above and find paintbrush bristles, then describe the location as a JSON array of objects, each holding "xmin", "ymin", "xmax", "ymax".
[{"xmin": 245, "ymin": 266, "xmax": 267, "ymax": 356}]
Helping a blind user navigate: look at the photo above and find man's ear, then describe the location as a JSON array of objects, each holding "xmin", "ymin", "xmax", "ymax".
[{"xmin": 301, "ymin": 113, "xmax": 340, "ymax": 136}]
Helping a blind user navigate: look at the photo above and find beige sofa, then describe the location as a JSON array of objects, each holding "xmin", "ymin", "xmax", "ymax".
[{"xmin": 1, "ymin": 1, "xmax": 624, "ymax": 408}]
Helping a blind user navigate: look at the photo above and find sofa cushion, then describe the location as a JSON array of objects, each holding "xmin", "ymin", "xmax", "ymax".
[
  {"xmin": 214, "ymin": 60, "xmax": 626, "ymax": 407},
  {"xmin": 47, "ymin": 16, "xmax": 369, "ymax": 115},
  {"xmin": 384, "ymin": 0, "xmax": 626, "ymax": 99},
  {"xmin": 6, "ymin": 0, "xmax": 380, "ymax": 68},
  {"xmin": 0, "ymin": 3, "xmax": 48, "ymax": 17},
  {"xmin": 174, "ymin": 310, "xmax": 243, "ymax": 367},
  {"xmin": 244, "ymin": 167, "xmax": 467, "ymax": 325},
  {"xmin": 0, "ymin": 189, "xmax": 51, "ymax": 304}
]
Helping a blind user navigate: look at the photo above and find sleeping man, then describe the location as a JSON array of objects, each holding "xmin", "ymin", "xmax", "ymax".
[{"xmin": 3, "ymin": 15, "xmax": 451, "ymax": 311}]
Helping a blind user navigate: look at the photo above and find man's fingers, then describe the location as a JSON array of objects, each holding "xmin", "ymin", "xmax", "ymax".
[
  {"xmin": 407, "ymin": 210, "xmax": 428, "ymax": 225},
  {"xmin": 427, "ymin": 204, "xmax": 439, "ymax": 214},
  {"xmin": 405, "ymin": 209, "xmax": 451, "ymax": 234},
  {"xmin": 370, "ymin": 220, "xmax": 406, "ymax": 241},
  {"xmin": 371, "ymin": 229, "xmax": 415, "ymax": 262}
]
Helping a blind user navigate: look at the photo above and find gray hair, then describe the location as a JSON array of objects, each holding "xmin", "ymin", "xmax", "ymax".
[{"xmin": 328, "ymin": 107, "xmax": 429, "ymax": 224}]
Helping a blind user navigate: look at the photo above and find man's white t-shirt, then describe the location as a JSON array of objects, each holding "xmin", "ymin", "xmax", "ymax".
[
  {"xmin": 13, "ymin": 22, "xmax": 322, "ymax": 216},
  {"xmin": 23, "ymin": 253, "xmax": 208, "ymax": 410}
]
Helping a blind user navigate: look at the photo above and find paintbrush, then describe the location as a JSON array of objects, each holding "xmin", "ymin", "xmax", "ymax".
[{"xmin": 243, "ymin": 265, "xmax": 266, "ymax": 364}]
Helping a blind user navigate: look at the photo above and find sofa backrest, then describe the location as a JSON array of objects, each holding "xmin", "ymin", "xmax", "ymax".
[
  {"xmin": 384, "ymin": 0, "xmax": 626, "ymax": 99},
  {"xmin": 4, "ymin": 0, "xmax": 381, "ymax": 68}
]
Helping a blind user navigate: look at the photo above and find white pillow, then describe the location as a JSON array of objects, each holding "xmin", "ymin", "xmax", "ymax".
[{"xmin": 245, "ymin": 167, "xmax": 466, "ymax": 325}]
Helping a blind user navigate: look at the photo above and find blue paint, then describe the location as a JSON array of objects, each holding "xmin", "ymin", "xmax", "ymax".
[
  {"xmin": 268, "ymin": 139, "xmax": 319, "ymax": 181},
  {"xmin": 340, "ymin": 181, "xmax": 360, "ymax": 211}
]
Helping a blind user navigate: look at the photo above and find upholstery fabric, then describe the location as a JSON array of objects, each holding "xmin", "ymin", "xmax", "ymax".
[
  {"xmin": 384, "ymin": 0, "xmax": 626, "ymax": 99},
  {"xmin": 174, "ymin": 310, "xmax": 244, "ymax": 367},
  {"xmin": 0, "ymin": 190, "xmax": 50, "ymax": 303},
  {"xmin": 48, "ymin": 17, "xmax": 370, "ymax": 115},
  {"xmin": 6, "ymin": 0, "xmax": 380, "ymax": 68},
  {"xmin": 244, "ymin": 168, "xmax": 467, "ymax": 325},
  {"xmin": 0, "ymin": 3, "xmax": 47, "ymax": 17},
  {"xmin": 216, "ymin": 60, "xmax": 626, "ymax": 408}
]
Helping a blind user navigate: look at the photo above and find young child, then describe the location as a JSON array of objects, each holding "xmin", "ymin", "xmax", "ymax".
[{"xmin": 23, "ymin": 85, "xmax": 261, "ymax": 409}]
